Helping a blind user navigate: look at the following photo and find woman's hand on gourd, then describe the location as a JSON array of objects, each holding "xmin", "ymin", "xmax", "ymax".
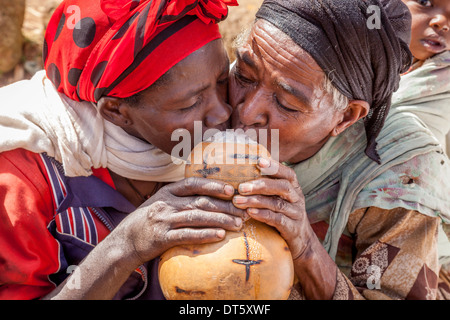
[
  {"xmin": 232, "ymin": 157, "xmax": 312, "ymax": 260},
  {"xmin": 113, "ymin": 177, "xmax": 248, "ymax": 267}
]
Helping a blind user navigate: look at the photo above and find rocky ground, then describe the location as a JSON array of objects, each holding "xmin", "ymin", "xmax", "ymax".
[
  {"xmin": 0, "ymin": 0, "xmax": 262, "ymax": 88},
  {"xmin": 0, "ymin": 0, "xmax": 60, "ymax": 87},
  {"xmin": 220, "ymin": 0, "xmax": 263, "ymax": 60}
]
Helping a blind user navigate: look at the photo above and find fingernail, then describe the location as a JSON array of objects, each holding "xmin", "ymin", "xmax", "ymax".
[
  {"xmin": 235, "ymin": 217, "xmax": 242, "ymax": 227},
  {"xmin": 217, "ymin": 230, "xmax": 226, "ymax": 238},
  {"xmin": 258, "ymin": 158, "xmax": 270, "ymax": 168},
  {"xmin": 224, "ymin": 185, "xmax": 235, "ymax": 195},
  {"xmin": 248, "ymin": 208, "xmax": 259, "ymax": 215},
  {"xmin": 239, "ymin": 183, "xmax": 252, "ymax": 193},
  {"xmin": 233, "ymin": 196, "xmax": 247, "ymax": 204}
]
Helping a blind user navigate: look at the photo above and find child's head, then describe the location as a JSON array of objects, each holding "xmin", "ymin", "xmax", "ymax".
[{"xmin": 402, "ymin": 0, "xmax": 450, "ymax": 62}]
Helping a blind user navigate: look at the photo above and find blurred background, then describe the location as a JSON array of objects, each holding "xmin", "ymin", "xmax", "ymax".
[{"xmin": 0, "ymin": 0, "xmax": 263, "ymax": 88}]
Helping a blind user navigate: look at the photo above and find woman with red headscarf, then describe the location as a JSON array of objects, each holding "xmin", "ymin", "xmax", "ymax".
[{"xmin": 0, "ymin": 0, "xmax": 243, "ymax": 299}]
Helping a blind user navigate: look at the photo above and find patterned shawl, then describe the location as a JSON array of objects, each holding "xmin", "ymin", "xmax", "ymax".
[
  {"xmin": 291, "ymin": 110, "xmax": 450, "ymax": 259},
  {"xmin": 391, "ymin": 51, "xmax": 450, "ymax": 154}
]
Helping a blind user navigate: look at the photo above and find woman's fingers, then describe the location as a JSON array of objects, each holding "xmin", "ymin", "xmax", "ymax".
[
  {"xmin": 257, "ymin": 157, "xmax": 299, "ymax": 187},
  {"xmin": 165, "ymin": 228, "xmax": 226, "ymax": 246},
  {"xmin": 169, "ymin": 209, "xmax": 244, "ymax": 231},
  {"xmin": 236, "ymin": 157, "xmax": 303, "ymax": 203},
  {"xmin": 189, "ymin": 196, "xmax": 249, "ymax": 220},
  {"xmin": 246, "ymin": 208, "xmax": 288, "ymax": 231},
  {"xmin": 168, "ymin": 177, "xmax": 235, "ymax": 199},
  {"xmin": 161, "ymin": 177, "xmax": 249, "ymax": 220},
  {"xmin": 232, "ymin": 194, "xmax": 299, "ymax": 219},
  {"xmin": 238, "ymin": 178, "xmax": 302, "ymax": 203},
  {"xmin": 245, "ymin": 207, "xmax": 306, "ymax": 260},
  {"xmin": 166, "ymin": 194, "xmax": 249, "ymax": 221}
]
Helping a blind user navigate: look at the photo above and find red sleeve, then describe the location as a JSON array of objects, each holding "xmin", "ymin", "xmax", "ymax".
[
  {"xmin": 0, "ymin": 149, "xmax": 60, "ymax": 299},
  {"xmin": 91, "ymin": 167, "xmax": 116, "ymax": 189}
]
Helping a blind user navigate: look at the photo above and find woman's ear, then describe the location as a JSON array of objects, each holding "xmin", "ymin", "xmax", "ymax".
[
  {"xmin": 97, "ymin": 97, "xmax": 133, "ymax": 127},
  {"xmin": 331, "ymin": 100, "xmax": 369, "ymax": 136}
]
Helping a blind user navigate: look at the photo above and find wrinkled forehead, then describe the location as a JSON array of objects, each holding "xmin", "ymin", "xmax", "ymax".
[
  {"xmin": 239, "ymin": 19, "xmax": 321, "ymax": 63},
  {"xmin": 238, "ymin": 19, "xmax": 326, "ymax": 89}
]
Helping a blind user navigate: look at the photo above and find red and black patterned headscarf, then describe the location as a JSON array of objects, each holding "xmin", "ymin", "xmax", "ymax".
[{"xmin": 44, "ymin": 0, "xmax": 237, "ymax": 103}]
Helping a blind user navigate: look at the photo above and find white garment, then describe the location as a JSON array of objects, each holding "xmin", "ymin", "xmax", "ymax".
[
  {"xmin": 0, "ymin": 70, "xmax": 185, "ymax": 182},
  {"xmin": 291, "ymin": 111, "xmax": 450, "ymax": 259},
  {"xmin": 391, "ymin": 51, "xmax": 450, "ymax": 156},
  {"xmin": 391, "ymin": 51, "xmax": 450, "ymax": 265}
]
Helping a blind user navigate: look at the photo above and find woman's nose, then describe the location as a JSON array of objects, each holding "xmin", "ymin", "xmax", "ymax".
[
  {"xmin": 204, "ymin": 92, "xmax": 232, "ymax": 129},
  {"xmin": 235, "ymin": 88, "xmax": 269, "ymax": 128}
]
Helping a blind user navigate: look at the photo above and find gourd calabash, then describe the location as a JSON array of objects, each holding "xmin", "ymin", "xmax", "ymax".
[{"xmin": 158, "ymin": 134, "xmax": 294, "ymax": 300}]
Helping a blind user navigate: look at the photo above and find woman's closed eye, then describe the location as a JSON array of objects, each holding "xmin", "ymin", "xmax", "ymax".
[
  {"xmin": 234, "ymin": 69, "xmax": 256, "ymax": 86},
  {"xmin": 415, "ymin": 0, "xmax": 433, "ymax": 7},
  {"xmin": 273, "ymin": 93, "xmax": 299, "ymax": 113},
  {"xmin": 179, "ymin": 96, "xmax": 203, "ymax": 112},
  {"xmin": 217, "ymin": 76, "xmax": 228, "ymax": 86}
]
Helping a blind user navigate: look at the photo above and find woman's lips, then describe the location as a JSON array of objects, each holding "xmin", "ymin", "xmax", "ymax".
[{"xmin": 421, "ymin": 37, "xmax": 447, "ymax": 54}]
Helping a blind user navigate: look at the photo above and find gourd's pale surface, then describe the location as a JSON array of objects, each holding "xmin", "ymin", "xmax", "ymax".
[{"xmin": 158, "ymin": 132, "xmax": 294, "ymax": 300}]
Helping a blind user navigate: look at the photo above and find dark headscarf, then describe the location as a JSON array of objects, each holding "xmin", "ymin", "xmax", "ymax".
[{"xmin": 256, "ymin": 0, "xmax": 413, "ymax": 163}]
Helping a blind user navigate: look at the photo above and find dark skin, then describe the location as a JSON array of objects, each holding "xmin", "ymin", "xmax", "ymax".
[
  {"xmin": 402, "ymin": 0, "xmax": 450, "ymax": 63},
  {"xmin": 43, "ymin": 39, "xmax": 249, "ymax": 300},
  {"xmin": 229, "ymin": 20, "xmax": 369, "ymax": 299},
  {"xmin": 99, "ymin": 39, "xmax": 232, "ymax": 207},
  {"xmin": 43, "ymin": 22, "xmax": 367, "ymax": 300}
]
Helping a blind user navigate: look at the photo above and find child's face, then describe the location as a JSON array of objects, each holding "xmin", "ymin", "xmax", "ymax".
[{"xmin": 402, "ymin": 0, "xmax": 450, "ymax": 61}]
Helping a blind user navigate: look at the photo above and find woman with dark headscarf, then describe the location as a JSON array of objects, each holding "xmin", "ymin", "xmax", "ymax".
[
  {"xmin": 0, "ymin": 0, "xmax": 245, "ymax": 299},
  {"xmin": 230, "ymin": 0, "xmax": 450, "ymax": 299}
]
